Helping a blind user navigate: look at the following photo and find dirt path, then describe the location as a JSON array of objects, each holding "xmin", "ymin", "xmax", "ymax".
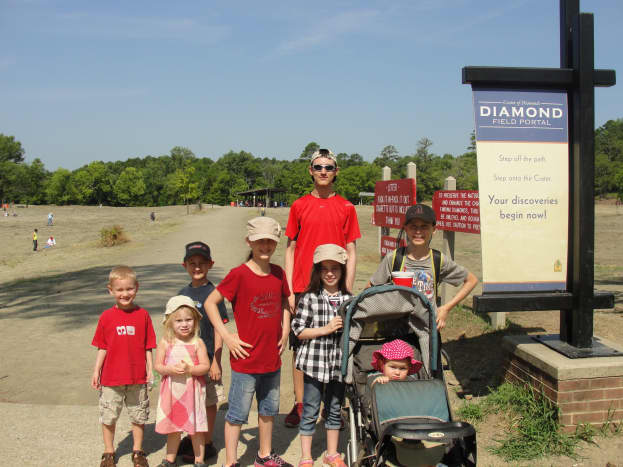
[{"xmin": 0, "ymin": 206, "xmax": 309, "ymax": 466}]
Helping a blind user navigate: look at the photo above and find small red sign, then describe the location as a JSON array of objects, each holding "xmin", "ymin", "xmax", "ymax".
[
  {"xmin": 374, "ymin": 179, "xmax": 416, "ymax": 228},
  {"xmin": 432, "ymin": 190, "xmax": 480, "ymax": 234},
  {"xmin": 380, "ymin": 236, "xmax": 407, "ymax": 257}
]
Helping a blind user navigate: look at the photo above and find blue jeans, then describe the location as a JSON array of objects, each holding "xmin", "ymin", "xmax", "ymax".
[
  {"xmin": 299, "ymin": 374, "xmax": 345, "ymax": 436},
  {"xmin": 225, "ymin": 369, "xmax": 280, "ymax": 425}
]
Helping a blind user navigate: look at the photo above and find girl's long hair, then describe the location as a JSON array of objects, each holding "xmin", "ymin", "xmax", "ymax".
[
  {"xmin": 305, "ymin": 261, "xmax": 348, "ymax": 295},
  {"xmin": 162, "ymin": 306, "xmax": 201, "ymax": 343}
]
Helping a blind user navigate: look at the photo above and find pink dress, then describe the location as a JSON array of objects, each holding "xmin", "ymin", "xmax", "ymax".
[{"xmin": 155, "ymin": 340, "xmax": 207, "ymax": 434}]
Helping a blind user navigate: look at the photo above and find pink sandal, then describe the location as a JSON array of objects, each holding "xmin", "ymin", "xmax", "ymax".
[{"xmin": 298, "ymin": 459, "xmax": 314, "ymax": 467}]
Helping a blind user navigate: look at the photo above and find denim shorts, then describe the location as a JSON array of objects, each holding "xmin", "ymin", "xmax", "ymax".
[
  {"xmin": 225, "ymin": 369, "xmax": 281, "ymax": 425},
  {"xmin": 300, "ymin": 375, "xmax": 345, "ymax": 436}
]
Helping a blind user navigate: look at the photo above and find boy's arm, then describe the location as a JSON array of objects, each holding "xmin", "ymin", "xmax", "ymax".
[
  {"xmin": 345, "ymin": 241, "xmax": 357, "ymax": 293},
  {"xmin": 145, "ymin": 349, "xmax": 153, "ymax": 385},
  {"xmin": 436, "ymin": 271, "xmax": 478, "ymax": 330},
  {"xmin": 285, "ymin": 238, "xmax": 296, "ymax": 313},
  {"xmin": 91, "ymin": 349, "xmax": 107, "ymax": 389},
  {"xmin": 209, "ymin": 331, "xmax": 223, "ymax": 381},
  {"xmin": 278, "ymin": 297, "xmax": 291, "ymax": 355},
  {"xmin": 205, "ymin": 288, "xmax": 252, "ymax": 359}
]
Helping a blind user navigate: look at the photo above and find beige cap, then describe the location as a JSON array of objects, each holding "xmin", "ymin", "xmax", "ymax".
[
  {"xmin": 313, "ymin": 243, "xmax": 347, "ymax": 264},
  {"xmin": 310, "ymin": 148, "xmax": 337, "ymax": 166},
  {"xmin": 163, "ymin": 295, "xmax": 202, "ymax": 324},
  {"xmin": 247, "ymin": 216, "xmax": 281, "ymax": 242}
]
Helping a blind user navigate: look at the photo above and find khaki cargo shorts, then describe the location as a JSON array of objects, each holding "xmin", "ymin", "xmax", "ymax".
[{"xmin": 99, "ymin": 384, "xmax": 149, "ymax": 426}]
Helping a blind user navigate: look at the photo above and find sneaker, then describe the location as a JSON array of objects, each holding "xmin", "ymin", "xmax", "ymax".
[
  {"xmin": 284, "ymin": 402, "xmax": 303, "ymax": 428},
  {"xmin": 322, "ymin": 452, "xmax": 347, "ymax": 467},
  {"xmin": 182, "ymin": 442, "xmax": 218, "ymax": 464},
  {"xmin": 131, "ymin": 450, "xmax": 149, "ymax": 467},
  {"xmin": 254, "ymin": 451, "xmax": 294, "ymax": 467},
  {"xmin": 100, "ymin": 453, "xmax": 116, "ymax": 467},
  {"xmin": 177, "ymin": 435, "xmax": 193, "ymax": 456}
]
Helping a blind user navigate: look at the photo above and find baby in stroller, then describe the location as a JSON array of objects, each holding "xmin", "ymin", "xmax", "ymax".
[
  {"xmin": 370, "ymin": 339, "xmax": 422, "ymax": 386},
  {"xmin": 340, "ymin": 285, "xmax": 476, "ymax": 467}
]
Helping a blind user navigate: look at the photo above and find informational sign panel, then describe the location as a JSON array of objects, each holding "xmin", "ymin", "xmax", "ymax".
[
  {"xmin": 373, "ymin": 179, "xmax": 416, "ymax": 228},
  {"xmin": 380, "ymin": 236, "xmax": 407, "ymax": 257},
  {"xmin": 473, "ymin": 88, "xmax": 569, "ymax": 292},
  {"xmin": 432, "ymin": 190, "xmax": 480, "ymax": 234}
]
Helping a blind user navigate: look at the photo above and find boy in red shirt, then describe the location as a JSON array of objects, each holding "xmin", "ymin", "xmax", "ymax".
[
  {"xmin": 91, "ymin": 266, "xmax": 157, "ymax": 467},
  {"xmin": 284, "ymin": 148, "xmax": 361, "ymax": 427}
]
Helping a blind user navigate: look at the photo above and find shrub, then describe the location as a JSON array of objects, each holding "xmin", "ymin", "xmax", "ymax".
[{"xmin": 100, "ymin": 225, "xmax": 129, "ymax": 247}]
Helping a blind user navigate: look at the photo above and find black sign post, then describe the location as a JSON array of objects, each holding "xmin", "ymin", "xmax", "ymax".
[{"xmin": 464, "ymin": 0, "xmax": 617, "ymax": 358}]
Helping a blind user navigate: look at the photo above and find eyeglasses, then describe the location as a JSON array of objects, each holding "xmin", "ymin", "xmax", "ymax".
[{"xmin": 312, "ymin": 164, "xmax": 336, "ymax": 172}]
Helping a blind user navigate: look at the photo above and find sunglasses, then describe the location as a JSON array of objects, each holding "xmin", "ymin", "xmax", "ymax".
[{"xmin": 312, "ymin": 164, "xmax": 336, "ymax": 172}]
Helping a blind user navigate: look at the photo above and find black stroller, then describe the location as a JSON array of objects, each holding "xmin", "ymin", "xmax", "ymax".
[{"xmin": 339, "ymin": 284, "xmax": 477, "ymax": 466}]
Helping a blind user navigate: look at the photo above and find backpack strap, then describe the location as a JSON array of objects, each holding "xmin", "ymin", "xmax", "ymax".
[
  {"xmin": 391, "ymin": 246, "xmax": 407, "ymax": 273},
  {"xmin": 431, "ymin": 248, "xmax": 443, "ymax": 306}
]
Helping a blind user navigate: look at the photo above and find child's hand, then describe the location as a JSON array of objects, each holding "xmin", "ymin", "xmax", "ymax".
[
  {"xmin": 209, "ymin": 360, "xmax": 221, "ymax": 382},
  {"xmin": 225, "ymin": 333, "xmax": 253, "ymax": 360},
  {"xmin": 374, "ymin": 376, "xmax": 390, "ymax": 385},
  {"xmin": 436, "ymin": 304, "xmax": 451, "ymax": 330},
  {"xmin": 172, "ymin": 362, "xmax": 189, "ymax": 376},
  {"xmin": 278, "ymin": 331, "xmax": 289, "ymax": 355},
  {"xmin": 91, "ymin": 372, "xmax": 100, "ymax": 389},
  {"xmin": 325, "ymin": 316, "xmax": 343, "ymax": 335}
]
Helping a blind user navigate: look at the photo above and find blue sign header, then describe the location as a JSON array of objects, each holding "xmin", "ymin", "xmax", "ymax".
[{"xmin": 473, "ymin": 88, "xmax": 568, "ymax": 143}]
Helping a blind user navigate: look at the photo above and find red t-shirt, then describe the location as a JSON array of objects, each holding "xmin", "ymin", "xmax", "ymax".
[
  {"xmin": 91, "ymin": 306, "xmax": 157, "ymax": 386},
  {"xmin": 286, "ymin": 193, "xmax": 361, "ymax": 293},
  {"xmin": 217, "ymin": 263, "xmax": 290, "ymax": 374}
]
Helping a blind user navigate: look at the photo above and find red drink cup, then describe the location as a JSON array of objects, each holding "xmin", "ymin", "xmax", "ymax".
[{"xmin": 391, "ymin": 271, "xmax": 414, "ymax": 287}]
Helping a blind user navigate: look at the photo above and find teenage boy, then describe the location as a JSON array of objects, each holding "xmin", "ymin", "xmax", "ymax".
[
  {"xmin": 176, "ymin": 241, "xmax": 229, "ymax": 463},
  {"xmin": 368, "ymin": 204, "xmax": 478, "ymax": 329},
  {"xmin": 284, "ymin": 148, "xmax": 361, "ymax": 427},
  {"xmin": 91, "ymin": 266, "xmax": 156, "ymax": 467}
]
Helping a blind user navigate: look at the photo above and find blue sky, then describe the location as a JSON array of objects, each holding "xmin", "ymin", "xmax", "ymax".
[{"xmin": 1, "ymin": 0, "xmax": 621, "ymax": 171}]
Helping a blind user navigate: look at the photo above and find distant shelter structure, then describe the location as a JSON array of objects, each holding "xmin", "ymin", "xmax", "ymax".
[{"xmin": 236, "ymin": 188, "xmax": 287, "ymax": 208}]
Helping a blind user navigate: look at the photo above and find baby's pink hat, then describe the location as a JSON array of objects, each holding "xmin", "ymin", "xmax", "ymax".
[{"xmin": 371, "ymin": 339, "xmax": 422, "ymax": 375}]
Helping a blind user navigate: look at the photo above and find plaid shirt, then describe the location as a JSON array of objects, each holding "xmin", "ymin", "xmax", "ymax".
[{"xmin": 292, "ymin": 289, "xmax": 352, "ymax": 383}]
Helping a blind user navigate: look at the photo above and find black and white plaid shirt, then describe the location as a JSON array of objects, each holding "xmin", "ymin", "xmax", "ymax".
[{"xmin": 292, "ymin": 289, "xmax": 352, "ymax": 383}]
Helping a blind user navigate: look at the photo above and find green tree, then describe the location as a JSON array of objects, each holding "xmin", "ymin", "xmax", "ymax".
[
  {"xmin": 114, "ymin": 167, "xmax": 146, "ymax": 206},
  {"xmin": 25, "ymin": 158, "xmax": 49, "ymax": 204},
  {"xmin": 374, "ymin": 145, "xmax": 400, "ymax": 170},
  {"xmin": 206, "ymin": 172, "xmax": 247, "ymax": 205},
  {"xmin": 336, "ymin": 164, "xmax": 381, "ymax": 203},
  {"xmin": 0, "ymin": 134, "xmax": 25, "ymax": 163},
  {"xmin": 298, "ymin": 142, "xmax": 320, "ymax": 162},
  {"xmin": 45, "ymin": 168, "xmax": 74, "ymax": 204},
  {"xmin": 166, "ymin": 166, "xmax": 200, "ymax": 212}
]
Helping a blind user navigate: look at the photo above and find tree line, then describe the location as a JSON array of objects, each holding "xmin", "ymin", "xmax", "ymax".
[{"xmin": 1, "ymin": 119, "xmax": 621, "ymax": 207}]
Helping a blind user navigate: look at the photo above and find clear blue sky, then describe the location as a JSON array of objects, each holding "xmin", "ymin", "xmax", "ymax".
[{"xmin": 1, "ymin": 0, "xmax": 621, "ymax": 171}]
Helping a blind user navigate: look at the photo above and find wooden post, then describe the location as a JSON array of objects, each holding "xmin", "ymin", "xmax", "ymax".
[
  {"xmin": 379, "ymin": 166, "xmax": 391, "ymax": 258},
  {"xmin": 440, "ymin": 177, "xmax": 456, "ymax": 307}
]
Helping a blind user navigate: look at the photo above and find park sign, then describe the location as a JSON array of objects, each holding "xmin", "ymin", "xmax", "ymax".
[
  {"xmin": 373, "ymin": 179, "xmax": 416, "ymax": 229},
  {"xmin": 432, "ymin": 190, "xmax": 480, "ymax": 234},
  {"xmin": 380, "ymin": 236, "xmax": 406, "ymax": 257},
  {"xmin": 473, "ymin": 88, "xmax": 569, "ymax": 293}
]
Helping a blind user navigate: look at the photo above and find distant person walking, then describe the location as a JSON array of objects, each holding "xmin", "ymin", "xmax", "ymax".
[
  {"xmin": 47, "ymin": 212, "xmax": 54, "ymax": 226},
  {"xmin": 150, "ymin": 212, "xmax": 156, "ymax": 222},
  {"xmin": 33, "ymin": 229, "xmax": 38, "ymax": 251}
]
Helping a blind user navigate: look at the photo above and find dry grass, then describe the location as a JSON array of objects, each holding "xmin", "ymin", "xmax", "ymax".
[{"xmin": 0, "ymin": 204, "xmax": 197, "ymax": 284}]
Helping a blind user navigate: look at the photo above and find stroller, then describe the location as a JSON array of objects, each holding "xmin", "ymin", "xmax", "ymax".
[{"xmin": 339, "ymin": 284, "xmax": 477, "ymax": 467}]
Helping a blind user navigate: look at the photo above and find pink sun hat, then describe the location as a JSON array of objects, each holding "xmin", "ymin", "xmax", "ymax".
[{"xmin": 371, "ymin": 339, "xmax": 423, "ymax": 375}]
